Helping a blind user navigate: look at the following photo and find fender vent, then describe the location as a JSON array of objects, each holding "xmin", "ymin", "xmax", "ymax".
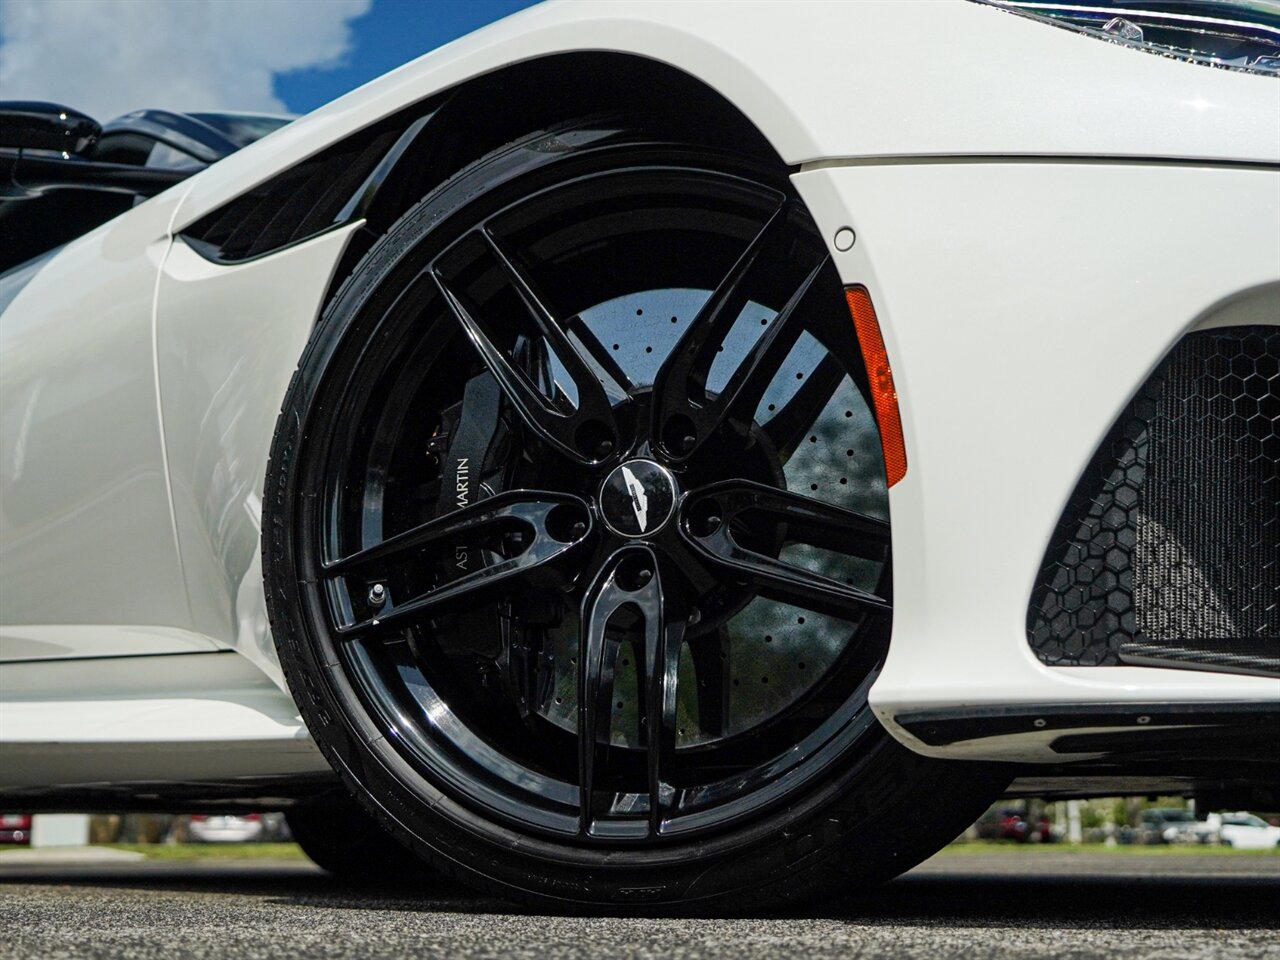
[
  {"xmin": 181, "ymin": 127, "xmax": 401, "ymax": 263},
  {"xmin": 1027, "ymin": 326, "xmax": 1279, "ymax": 677}
]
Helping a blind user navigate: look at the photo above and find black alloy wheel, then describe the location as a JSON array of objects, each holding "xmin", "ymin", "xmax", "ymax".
[{"xmin": 265, "ymin": 122, "xmax": 1007, "ymax": 909}]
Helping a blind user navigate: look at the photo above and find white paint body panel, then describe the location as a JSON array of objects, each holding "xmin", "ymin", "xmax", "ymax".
[
  {"xmin": 0, "ymin": 653, "xmax": 326, "ymax": 786},
  {"xmin": 0, "ymin": 189, "xmax": 206, "ymax": 658},
  {"xmin": 155, "ymin": 226, "xmax": 363, "ymax": 689},
  {"xmin": 791, "ymin": 160, "xmax": 1280, "ymax": 751},
  {"xmin": 1, "ymin": 0, "xmax": 1278, "ymax": 790}
]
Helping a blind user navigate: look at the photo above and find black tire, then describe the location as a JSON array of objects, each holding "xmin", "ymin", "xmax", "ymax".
[
  {"xmin": 286, "ymin": 793, "xmax": 426, "ymax": 880},
  {"xmin": 264, "ymin": 120, "xmax": 1008, "ymax": 913}
]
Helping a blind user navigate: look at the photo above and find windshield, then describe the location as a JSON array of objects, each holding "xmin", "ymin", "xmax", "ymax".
[{"xmin": 971, "ymin": 1, "xmax": 1280, "ymax": 74}]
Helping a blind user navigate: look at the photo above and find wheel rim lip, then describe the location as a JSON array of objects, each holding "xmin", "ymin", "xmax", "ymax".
[
  {"xmin": 334, "ymin": 624, "xmax": 884, "ymax": 843},
  {"xmin": 293, "ymin": 149, "xmax": 891, "ymax": 845}
]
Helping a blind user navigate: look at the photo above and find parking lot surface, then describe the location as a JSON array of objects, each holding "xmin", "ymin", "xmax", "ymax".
[{"xmin": 1, "ymin": 851, "xmax": 1277, "ymax": 959}]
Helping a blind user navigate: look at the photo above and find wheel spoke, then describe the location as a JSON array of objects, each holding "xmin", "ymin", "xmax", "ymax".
[
  {"xmin": 651, "ymin": 200, "xmax": 821, "ymax": 462},
  {"xmin": 689, "ymin": 632, "xmax": 731, "ymax": 738},
  {"xmin": 481, "ymin": 227, "xmax": 630, "ymax": 407},
  {"xmin": 514, "ymin": 337, "xmax": 557, "ymax": 406},
  {"xmin": 668, "ymin": 258, "xmax": 829, "ymax": 462},
  {"xmin": 762, "ymin": 353, "xmax": 846, "ymax": 460},
  {"xmin": 706, "ymin": 258, "xmax": 828, "ymax": 439},
  {"xmin": 326, "ymin": 491, "xmax": 592, "ymax": 636},
  {"xmin": 679, "ymin": 480, "xmax": 891, "ymax": 620},
  {"xmin": 577, "ymin": 550, "xmax": 629, "ymax": 833},
  {"xmin": 642, "ymin": 557, "xmax": 685, "ymax": 835},
  {"xmin": 565, "ymin": 314, "xmax": 634, "ymax": 400},
  {"xmin": 432, "ymin": 261, "xmax": 618, "ymax": 466},
  {"xmin": 578, "ymin": 545, "xmax": 683, "ymax": 836}
]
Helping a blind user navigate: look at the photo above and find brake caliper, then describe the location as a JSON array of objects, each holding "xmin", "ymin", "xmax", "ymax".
[{"xmin": 428, "ymin": 371, "xmax": 508, "ymax": 657}]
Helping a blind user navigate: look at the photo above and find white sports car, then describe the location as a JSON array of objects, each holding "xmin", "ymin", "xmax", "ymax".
[{"xmin": 1, "ymin": 0, "xmax": 1277, "ymax": 911}]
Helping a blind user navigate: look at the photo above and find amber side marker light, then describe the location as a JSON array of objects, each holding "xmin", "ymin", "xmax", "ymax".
[{"xmin": 845, "ymin": 286, "xmax": 907, "ymax": 487}]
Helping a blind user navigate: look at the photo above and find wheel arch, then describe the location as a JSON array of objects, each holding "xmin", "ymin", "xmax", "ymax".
[
  {"xmin": 175, "ymin": 50, "xmax": 795, "ymax": 288},
  {"xmin": 320, "ymin": 51, "xmax": 795, "ymax": 296}
]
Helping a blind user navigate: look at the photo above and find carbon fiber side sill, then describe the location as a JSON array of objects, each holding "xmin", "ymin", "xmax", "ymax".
[{"xmin": 1119, "ymin": 638, "xmax": 1280, "ymax": 678}]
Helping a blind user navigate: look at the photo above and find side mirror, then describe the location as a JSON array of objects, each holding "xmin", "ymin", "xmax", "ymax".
[{"xmin": 0, "ymin": 101, "xmax": 101, "ymax": 155}]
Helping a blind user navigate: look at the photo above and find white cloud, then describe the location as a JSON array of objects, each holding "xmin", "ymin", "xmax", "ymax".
[{"xmin": 0, "ymin": 0, "xmax": 371, "ymax": 120}]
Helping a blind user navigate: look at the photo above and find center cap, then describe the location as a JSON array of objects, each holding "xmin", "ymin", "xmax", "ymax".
[{"xmin": 599, "ymin": 459, "xmax": 677, "ymax": 538}]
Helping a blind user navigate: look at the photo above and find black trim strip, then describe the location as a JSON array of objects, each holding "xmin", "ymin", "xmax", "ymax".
[
  {"xmin": 1048, "ymin": 722, "xmax": 1277, "ymax": 758},
  {"xmin": 895, "ymin": 701, "xmax": 1280, "ymax": 747},
  {"xmin": 0, "ymin": 648, "xmax": 234, "ymax": 667},
  {"xmin": 0, "ymin": 773, "xmax": 341, "ymax": 814},
  {"xmin": 801, "ymin": 154, "xmax": 1280, "ymax": 172}
]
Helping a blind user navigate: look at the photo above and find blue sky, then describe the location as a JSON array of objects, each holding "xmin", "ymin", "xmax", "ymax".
[
  {"xmin": 0, "ymin": 0, "xmax": 541, "ymax": 121},
  {"xmin": 276, "ymin": 0, "xmax": 539, "ymax": 113}
]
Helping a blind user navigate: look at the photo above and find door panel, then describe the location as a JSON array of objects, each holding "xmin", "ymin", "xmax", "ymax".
[
  {"xmin": 0, "ymin": 192, "xmax": 209, "ymax": 659},
  {"xmin": 153, "ymin": 225, "xmax": 360, "ymax": 688}
]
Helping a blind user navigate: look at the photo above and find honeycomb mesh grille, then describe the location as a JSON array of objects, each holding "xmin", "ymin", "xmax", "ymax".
[{"xmin": 1027, "ymin": 326, "xmax": 1279, "ymax": 674}]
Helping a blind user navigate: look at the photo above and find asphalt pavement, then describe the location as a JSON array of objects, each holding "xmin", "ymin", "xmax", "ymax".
[{"xmin": 1, "ymin": 851, "xmax": 1276, "ymax": 960}]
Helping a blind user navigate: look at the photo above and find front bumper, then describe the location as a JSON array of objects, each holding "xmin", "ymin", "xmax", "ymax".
[{"xmin": 793, "ymin": 159, "xmax": 1280, "ymax": 762}]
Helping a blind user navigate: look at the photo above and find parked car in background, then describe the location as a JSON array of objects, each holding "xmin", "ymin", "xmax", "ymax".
[
  {"xmin": 1140, "ymin": 808, "xmax": 1216, "ymax": 845},
  {"xmin": 0, "ymin": 813, "xmax": 31, "ymax": 844},
  {"xmin": 186, "ymin": 814, "xmax": 266, "ymax": 843},
  {"xmin": 975, "ymin": 807, "xmax": 1055, "ymax": 843},
  {"xmin": 1209, "ymin": 812, "xmax": 1280, "ymax": 849}
]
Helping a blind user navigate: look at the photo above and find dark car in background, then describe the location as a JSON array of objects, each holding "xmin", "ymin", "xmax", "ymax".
[
  {"xmin": 0, "ymin": 813, "xmax": 32, "ymax": 845},
  {"xmin": 975, "ymin": 807, "xmax": 1055, "ymax": 843}
]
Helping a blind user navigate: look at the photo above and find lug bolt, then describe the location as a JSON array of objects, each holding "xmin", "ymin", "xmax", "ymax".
[
  {"xmin": 569, "ymin": 521, "xmax": 588, "ymax": 540},
  {"xmin": 634, "ymin": 569, "xmax": 653, "ymax": 587},
  {"xmin": 703, "ymin": 515, "xmax": 722, "ymax": 535},
  {"xmin": 368, "ymin": 583, "xmax": 387, "ymax": 606},
  {"xmin": 593, "ymin": 438, "xmax": 615, "ymax": 459},
  {"xmin": 679, "ymin": 434, "xmax": 697, "ymax": 453}
]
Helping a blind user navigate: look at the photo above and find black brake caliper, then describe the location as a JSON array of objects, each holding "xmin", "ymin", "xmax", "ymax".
[
  {"xmin": 428, "ymin": 367, "xmax": 560, "ymax": 720},
  {"xmin": 429, "ymin": 371, "xmax": 508, "ymax": 659}
]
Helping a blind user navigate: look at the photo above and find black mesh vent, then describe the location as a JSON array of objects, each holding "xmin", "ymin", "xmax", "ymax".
[
  {"xmin": 1028, "ymin": 326, "xmax": 1279, "ymax": 675},
  {"xmin": 181, "ymin": 126, "xmax": 402, "ymax": 262}
]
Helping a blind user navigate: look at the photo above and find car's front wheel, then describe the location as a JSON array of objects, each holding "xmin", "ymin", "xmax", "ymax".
[{"xmin": 263, "ymin": 120, "xmax": 1007, "ymax": 911}]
